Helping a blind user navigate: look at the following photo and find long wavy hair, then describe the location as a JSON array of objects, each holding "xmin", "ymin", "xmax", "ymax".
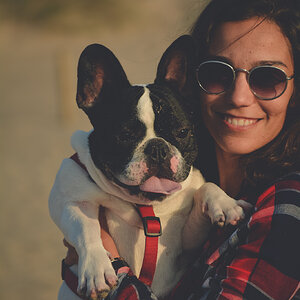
[{"xmin": 191, "ymin": 0, "xmax": 300, "ymax": 197}]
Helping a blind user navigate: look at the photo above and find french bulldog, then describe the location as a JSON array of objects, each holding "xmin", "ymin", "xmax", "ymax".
[{"xmin": 49, "ymin": 35, "xmax": 245, "ymax": 300}]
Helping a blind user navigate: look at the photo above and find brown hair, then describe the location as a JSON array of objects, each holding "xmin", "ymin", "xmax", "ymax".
[{"xmin": 191, "ymin": 0, "xmax": 300, "ymax": 197}]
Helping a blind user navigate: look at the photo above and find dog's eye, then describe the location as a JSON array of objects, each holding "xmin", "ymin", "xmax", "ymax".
[{"xmin": 176, "ymin": 128, "xmax": 189, "ymax": 138}]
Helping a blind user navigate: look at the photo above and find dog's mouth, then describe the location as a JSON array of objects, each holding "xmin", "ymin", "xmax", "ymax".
[{"xmin": 113, "ymin": 176, "xmax": 182, "ymax": 201}]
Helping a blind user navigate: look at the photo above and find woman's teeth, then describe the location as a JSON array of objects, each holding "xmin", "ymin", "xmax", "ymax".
[{"xmin": 224, "ymin": 115, "xmax": 257, "ymax": 127}]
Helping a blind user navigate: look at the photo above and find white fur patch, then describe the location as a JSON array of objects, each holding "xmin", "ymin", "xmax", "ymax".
[{"xmin": 136, "ymin": 88, "xmax": 156, "ymax": 145}]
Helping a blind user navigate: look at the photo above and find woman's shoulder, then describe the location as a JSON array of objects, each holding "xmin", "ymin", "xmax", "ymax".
[
  {"xmin": 255, "ymin": 171, "xmax": 300, "ymax": 209},
  {"xmin": 273, "ymin": 171, "xmax": 300, "ymax": 186},
  {"xmin": 258, "ymin": 171, "xmax": 300, "ymax": 202}
]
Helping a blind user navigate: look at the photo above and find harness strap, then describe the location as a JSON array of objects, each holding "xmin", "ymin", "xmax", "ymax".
[
  {"xmin": 136, "ymin": 205, "xmax": 162, "ymax": 286},
  {"xmin": 70, "ymin": 153, "xmax": 88, "ymax": 172},
  {"xmin": 61, "ymin": 259, "xmax": 84, "ymax": 299}
]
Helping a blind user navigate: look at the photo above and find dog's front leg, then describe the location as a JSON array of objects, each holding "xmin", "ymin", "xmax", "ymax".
[
  {"xmin": 183, "ymin": 182, "xmax": 252, "ymax": 251},
  {"xmin": 61, "ymin": 202, "xmax": 117, "ymax": 299},
  {"xmin": 182, "ymin": 193, "xmax": 212, "ymax": 251},
  {"xmin": 49, "ymin": 159, "xmax": 118, "ymax": 299}
]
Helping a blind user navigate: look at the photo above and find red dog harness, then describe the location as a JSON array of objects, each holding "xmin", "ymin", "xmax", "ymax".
[{"xmin": 62, "ymin": 153, "xmax": 162, "ymax": 298}]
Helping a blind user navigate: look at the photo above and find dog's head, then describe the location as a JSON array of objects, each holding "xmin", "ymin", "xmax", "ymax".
[{"xmin": 76, "ymin": 35, "xmax": 198, "ymax": 201}]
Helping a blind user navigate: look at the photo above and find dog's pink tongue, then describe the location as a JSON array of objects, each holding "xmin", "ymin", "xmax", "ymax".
[{"xmin": 140, "ymin": 176, "xmax": 181, "ymax": 194}]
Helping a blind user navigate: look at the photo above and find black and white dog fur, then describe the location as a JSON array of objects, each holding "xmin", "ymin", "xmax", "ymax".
[{"xmin": 49, "ymin": 36, "xmax": 246, "ymax": 300}]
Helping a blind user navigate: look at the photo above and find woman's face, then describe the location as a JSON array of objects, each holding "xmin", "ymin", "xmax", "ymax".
[{"xmin": 200, "ymin": 18, "xmax": 294, "ymax": 156}]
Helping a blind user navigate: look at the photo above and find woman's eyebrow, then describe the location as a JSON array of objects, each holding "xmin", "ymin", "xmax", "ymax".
[
  {"xmin": 200, "ymin": 57, "xmax": 289, "ymax": 70},
  {"xmin": 258, "ymin": 60, "xmax": 288, "ymax": 68},
  {"xmin": 200, "ymin": 55, "xmax": 233, "ymax": 64}
]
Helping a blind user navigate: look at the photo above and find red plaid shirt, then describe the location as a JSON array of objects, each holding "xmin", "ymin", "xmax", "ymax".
[{"xmin": 171, "ymin": 172, "xmax": 300, "ymax": 300}]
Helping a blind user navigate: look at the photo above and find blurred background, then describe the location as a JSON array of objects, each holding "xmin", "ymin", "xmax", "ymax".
[{"xmin": 0, "ymin": 0, "xmax": 209, "ymax": 299}]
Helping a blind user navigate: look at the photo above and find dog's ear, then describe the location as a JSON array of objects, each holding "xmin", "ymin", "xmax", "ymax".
[
  {"xmin": 154, "ymin": 35, "xmax": 196, "ymax": 92},
  {"xmin": 76, "ymin": 43, "xmax": 130, "ymax": 112}
]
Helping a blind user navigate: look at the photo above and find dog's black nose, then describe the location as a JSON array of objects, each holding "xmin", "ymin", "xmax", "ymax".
[{"xmin": 144, "ymin": 139, "xmax": 169, "ymax": 163}]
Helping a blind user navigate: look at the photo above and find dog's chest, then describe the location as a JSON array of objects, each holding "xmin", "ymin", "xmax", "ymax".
[{"xmin": 106, "ymin": 199, "xmax": 193, "ymax": 297}]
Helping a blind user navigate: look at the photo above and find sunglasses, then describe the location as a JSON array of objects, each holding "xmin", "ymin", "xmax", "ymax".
[{"xmin": 196, "ymin": 60, "xmax": 294, "ymax": 100}]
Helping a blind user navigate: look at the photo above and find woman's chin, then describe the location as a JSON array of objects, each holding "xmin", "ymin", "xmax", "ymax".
[{"xmin": 215, "ymin": 137, "xmax": 267, "ymax": 156}]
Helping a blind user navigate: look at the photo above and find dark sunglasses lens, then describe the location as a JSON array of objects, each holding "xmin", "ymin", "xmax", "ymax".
[
  {"xmin": 197, "ymin": 62, "xmax": 233, "ymax": 94},
  {"xmin": 249, "ymin": 67, "xmax": 287, "ymax": 99}
]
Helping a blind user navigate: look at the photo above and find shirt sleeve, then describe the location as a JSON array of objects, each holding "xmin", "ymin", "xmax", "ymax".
[{"xmin": 215, "ymin": 175, "xmax": 300, "ymax": 300}]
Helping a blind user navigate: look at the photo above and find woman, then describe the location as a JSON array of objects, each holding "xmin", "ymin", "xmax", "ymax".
[
  {"xmin": 62, "ymin": 0, "xmax": 300, "ymax": 299},
  {"xmin": 176, "ymin": 0, "xmax": 300, "ymax": 299}
]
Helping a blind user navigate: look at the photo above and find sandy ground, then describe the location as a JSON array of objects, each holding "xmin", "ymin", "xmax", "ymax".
[{"xmin": 0, "ymin": 1, "xmax": 208, "ymax": 298}]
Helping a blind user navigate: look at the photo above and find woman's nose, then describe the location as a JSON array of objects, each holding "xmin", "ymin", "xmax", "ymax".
[{"xmin": 229, "ymin": 72, "xmax": 256, "ymax": 107}]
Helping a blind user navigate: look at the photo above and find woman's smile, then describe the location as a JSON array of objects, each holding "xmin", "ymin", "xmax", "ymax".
[{"xmin": 217, "ymin": 113, "xmax": 261, "ymax": 130}]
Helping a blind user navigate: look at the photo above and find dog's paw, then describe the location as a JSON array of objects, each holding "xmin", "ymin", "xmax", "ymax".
[
  {"xmin": 196, "ymin": 183, "xmax": 253, "ymax": 227},
  {"xmin": 205, "ymin": 198, "xmax": 244, "ymax": 227},
  {"xmin": 77, "ymin": 246, "xmax": 118, "ymax": 299}
]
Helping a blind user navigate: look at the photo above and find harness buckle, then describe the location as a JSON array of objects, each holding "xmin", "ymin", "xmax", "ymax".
[{"xmin": 142, "ymin": 216, "xmax": 162, "ymax": 237}]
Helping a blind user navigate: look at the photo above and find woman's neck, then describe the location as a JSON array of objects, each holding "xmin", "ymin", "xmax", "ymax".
[{"xmin": 216, "ymin": 146, "xmax": 244, "ymax": 198}]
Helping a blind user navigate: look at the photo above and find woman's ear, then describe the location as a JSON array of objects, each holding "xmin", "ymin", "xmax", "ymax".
[{"xmin": 288, "ymin": 87, "xmax": 297, "ymax": 108}]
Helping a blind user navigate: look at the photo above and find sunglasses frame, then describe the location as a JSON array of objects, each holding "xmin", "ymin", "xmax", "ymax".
[{"xmin": 196, "ymin": 60, "xmax": 295, "ymax": 100}]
